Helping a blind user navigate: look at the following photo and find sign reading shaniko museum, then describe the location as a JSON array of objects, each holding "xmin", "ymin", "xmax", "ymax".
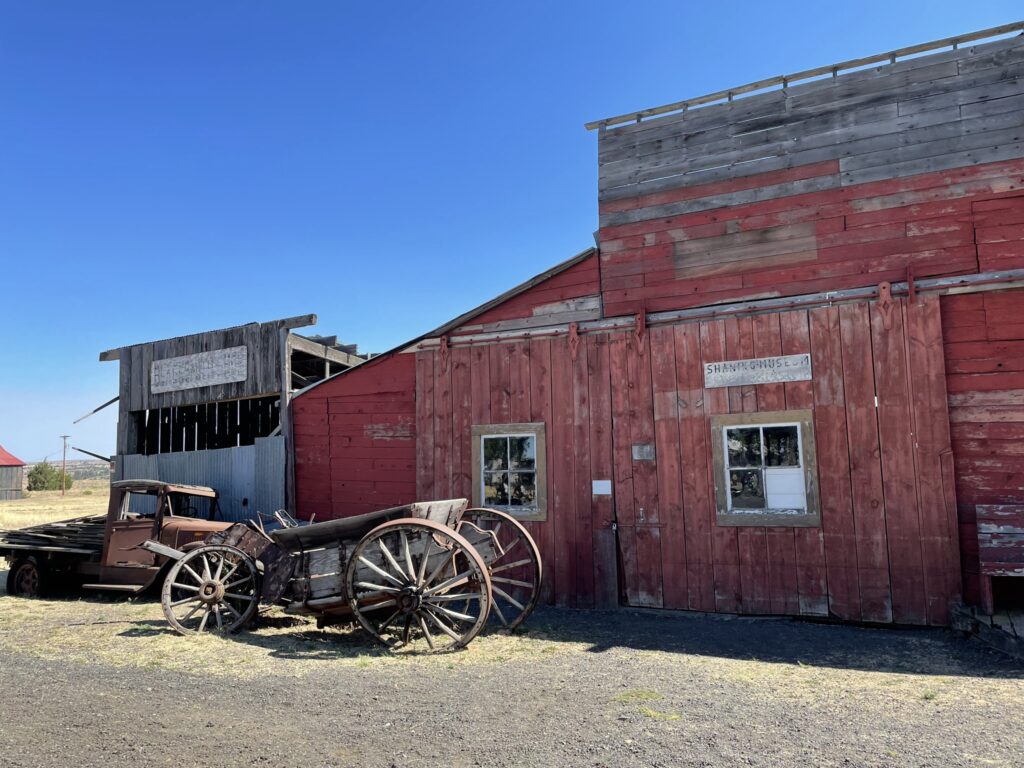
[
  {"xmin": 151, "ymin": 346, "xmax": 249, "ymax": 394},
  {"xmin": 704, "ymin": 353, "xmax": 812, "ymax": 388}
]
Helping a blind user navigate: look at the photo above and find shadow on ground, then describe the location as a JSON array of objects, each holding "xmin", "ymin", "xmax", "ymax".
[{"xmin": 7, "ymin": 573, "xmax": 1024, "ymax": 678}]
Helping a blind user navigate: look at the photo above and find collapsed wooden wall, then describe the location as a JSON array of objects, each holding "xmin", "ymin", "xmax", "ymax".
[
  {"xmin": 597, "ymin": 35, "xmax": 1024, "ymax": 316},
  {"xmin": 412, "ymin": 296, "xmax": 960, "ymax": 624}
]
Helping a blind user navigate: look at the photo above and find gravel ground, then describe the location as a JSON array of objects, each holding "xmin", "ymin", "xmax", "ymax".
[{"xmin": 1, "ymin": 592, "xmax": 1022, "ymax": 768}]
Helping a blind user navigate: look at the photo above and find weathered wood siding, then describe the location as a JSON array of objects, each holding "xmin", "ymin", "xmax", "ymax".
[
  {"xmin": 448, "ymin": 254, "xmax": 602, "ymax": 335},
  {"xmin": 0, "ymin": 466, "xmax": 23, "ymax": 500},
  {"xmin": 293, "ymin": 354, "xmax": 418, "ymax": 520},
  {"xmin": 943, "ymin": 285, "xmax": 1024, "ymax": 605},
  {"xmin": 410, "ymin": 296, "xmax": 959, "ymax": 623},
  {"xmin": 597, "ymin": 35, "xmax": 1024, "ymax": 317},
  {"xmin": 116, "ymin": 322, "xmax": 287, "ymax": 413}
]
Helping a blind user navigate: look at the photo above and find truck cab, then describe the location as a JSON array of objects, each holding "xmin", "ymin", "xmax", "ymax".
[{"xmin": 2, "ymin": 479, "xmax": 233, "ymax": 597}]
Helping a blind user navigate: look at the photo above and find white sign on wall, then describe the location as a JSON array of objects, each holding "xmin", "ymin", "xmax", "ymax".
[
  {"xmin": 704, "ymin": 353, "xmax": 812, "ymax": 388},
  {"xmin": 592, "ymin": 480, "xmax": 612, "ymax": 496},
  {"xmin": 150, "ymin": 346, "xmax": 249, "ymax": 394}
]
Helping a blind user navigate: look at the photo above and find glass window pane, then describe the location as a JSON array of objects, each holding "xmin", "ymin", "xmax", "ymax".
[
  {"xmin": 483, "ymin": 437, "xmax": 509, "ymax": 471},
  {"xmin": 125, "ymin": 492, "xmax": 158, "ymax": 517},
  {"xmin": 483, "ymin": 471, "xmax": 509, "ymax": 506},
  {"xmin": 726, "ymin": 428, "xmax": 762, "ymax": 467},
  {"xmin": 764, "ymin": 426, "xmax": 800, "ymax": 467},
  {"xmin": 729, "ymin": 469, "xmax": 765, "ymax": 509},
  {"xmin": 509, "ymin": 436, "xmax": 536, "ymax": 470},
  {"xmin": 508, "ymin": 472, "xmax": 536, "ymax": 508}
]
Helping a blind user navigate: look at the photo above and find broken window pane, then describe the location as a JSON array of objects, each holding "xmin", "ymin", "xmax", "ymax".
[
  {"xmin": 482, "ymin": 437, "xmax": 509, "ymax": 471},
  {"xmin": 764, "ymin": 426, "xmax": 800, "ymax": 467},
  {"xmin": 509, "ymin": 436, "xmax": 536, "ymax": 470},
  {"xmin": 508, "ymin": 472, "xmax": 536, "ymax": 507},
  {"xmin": 726, "ymin": 428, "xmax": 761, "ymax": 467},
  {"xmin": 483, "ymin": 471, "xmax": 509, "ymax": 506},
  {"xmin": 729, "ymin": 469, "xmax": 765, "ymax": 509}
]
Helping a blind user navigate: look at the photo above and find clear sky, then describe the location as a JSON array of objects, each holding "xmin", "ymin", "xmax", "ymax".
[{"xmin": 1, "ymin": 1, "xmax": 1018, "ymax": 461}]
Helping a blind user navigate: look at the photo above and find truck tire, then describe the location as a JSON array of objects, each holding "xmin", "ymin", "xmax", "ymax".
[{"xmin": 6, "ymin": 557, "xmax": 47, "ymax": 597}]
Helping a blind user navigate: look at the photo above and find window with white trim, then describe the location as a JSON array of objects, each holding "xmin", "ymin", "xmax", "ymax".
[
  {"xmin": 711, "ymin": 410, "xmax": 819, "ymax": 527},
  {"xmin": 471, "ymin": 423, "xmax": 547, "ymax": 521}
]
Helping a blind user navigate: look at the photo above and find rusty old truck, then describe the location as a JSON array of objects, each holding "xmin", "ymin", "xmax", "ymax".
[{"xmin": 0, "ymin": 480, "xmax": 232, "ymax": 597}]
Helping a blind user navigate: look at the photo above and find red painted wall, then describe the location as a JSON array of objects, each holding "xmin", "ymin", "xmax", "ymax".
[
  {"xmin": 293, "ymin": 353, "xmax": 417, "ymax": 520},
  {"xmin": 413, "ymin": 297, "xmax": 959, "ymax": 624},
  {"xmin": 943, "ymin": 284, "xmax": 1024, "ymax": 606},
  {"xmin": 599, "ymin": 157, "xmax": 1024, "ymax": 317}
]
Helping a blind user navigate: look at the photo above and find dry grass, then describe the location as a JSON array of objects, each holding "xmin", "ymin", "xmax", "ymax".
[
  {"xmin": 0, "ymin": 592, "xmax": 579, "ymax": 679},
  {"xmin": 0, "ymin": 479, "xmax": 109, "ymax": 529}
]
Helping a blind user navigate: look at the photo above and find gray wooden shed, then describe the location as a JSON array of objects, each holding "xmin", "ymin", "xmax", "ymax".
[
  {"xmin": 0, "ymin": 444, "xmax": 25, "ymax": 501},
  {"xmin": 97, "ymin": 314, "xmax": 363, "ymax": 519}
]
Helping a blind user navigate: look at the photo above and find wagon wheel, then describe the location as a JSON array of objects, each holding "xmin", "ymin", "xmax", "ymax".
[
  {"xmin": 458, "ymin": 508, "xmax": 542, "ymax": 631},
  {"xmin": 345, "ymin": 519, "xmax": 492, "ymax": 653},
  {"xmin": 161, "ymin": 545, "xmax": 260, "ymax": 635}
]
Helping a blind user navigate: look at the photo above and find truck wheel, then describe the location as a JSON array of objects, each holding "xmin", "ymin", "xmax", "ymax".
[{"xmin": 7, "ymin": 557, "xmax": 46, "ymax": 597}]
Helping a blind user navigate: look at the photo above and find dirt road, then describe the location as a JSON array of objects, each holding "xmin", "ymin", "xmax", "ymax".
[{"xmin": 0, "ymin": 594, "xmax": 1021, "ymax": 768}]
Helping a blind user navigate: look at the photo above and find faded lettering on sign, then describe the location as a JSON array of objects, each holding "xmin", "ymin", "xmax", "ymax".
[
  {"xmin": 151, "ymin": 346, "xmax": 248, "ymax": 394},
  {"xmin": 704, "ymin": 353, "xmax": 811, "ymax": 388}
]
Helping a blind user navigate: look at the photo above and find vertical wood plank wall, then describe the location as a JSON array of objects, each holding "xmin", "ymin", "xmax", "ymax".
[{"xmin": 410, "ymin": 296, "xmax": 959, "ymax": 624}]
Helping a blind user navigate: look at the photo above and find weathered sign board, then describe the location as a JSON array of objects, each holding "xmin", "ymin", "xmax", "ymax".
[
  {"xmin": 151, "ymin": 346, "xmax": 249, "ymax": 394},
  {"xmin": 704, "ymin": 353, "xmax": 811, "ymax": 388}
]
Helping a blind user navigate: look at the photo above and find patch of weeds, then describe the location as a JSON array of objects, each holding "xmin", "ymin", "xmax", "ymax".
[
  {"xmin": 612, "ymin": 689, "xmax": 662, "ymax": 704},
  {"xmin": 637, "ymin": 706, "xmax": 681, "ymax": 721},
  {"xmin": 354, "ymin": 655, "xmax": 373, "ymax": 669},
  {"xmin": 884, "ymin": 750, "xmax": 900, "ymax": 759},
  {"xmin": 921, "ymin": 689, "xmax": 938, "ymax": 701}
]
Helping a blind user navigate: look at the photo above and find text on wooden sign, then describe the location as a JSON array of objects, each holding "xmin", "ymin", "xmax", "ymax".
[
  {"xmin": 151, "ymin": 346, "xmax": 249, "ymax": 394},
  {"xmin": 704, "ymin": 353, "xmax": 812, "ymax": 388}
]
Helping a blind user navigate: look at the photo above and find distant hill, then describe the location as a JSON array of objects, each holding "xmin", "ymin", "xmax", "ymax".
[{"xmin": 24, "ymin": 459, "xmax": 111, "ymax": 482}]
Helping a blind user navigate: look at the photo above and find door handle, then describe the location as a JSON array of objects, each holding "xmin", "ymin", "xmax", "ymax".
[{"xmin": 639, "ymin": 507, "xmax": 645, "ymax": 523}]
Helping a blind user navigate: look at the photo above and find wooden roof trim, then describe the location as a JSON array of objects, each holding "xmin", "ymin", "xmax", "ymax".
[
  {"xmin": 422, "ymin": 247, "xmax": 597, "ymax": 340},
  {"xmin": 289, "ymin": 333, "xmax": 365, "ymax": 368},
  {"xmin": 99, "ymin": 314, "xmax": 317, "ymax": 361},
  {"xmin": 292, "ymin": 246, "xmax": 597, "ymax": 399},
  {"xmin": 586, "ymin": 21, "xmax": 1024, "ymax": 131}
]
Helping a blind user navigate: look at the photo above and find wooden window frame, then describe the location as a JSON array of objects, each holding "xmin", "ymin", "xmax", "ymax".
[
  {"xmin": 471, "ymin": 423, "xmax": 547, "ymax": 522},
  {"xmin": 710, "ymin": 409, "xmax": 820, "ymax": 527}
]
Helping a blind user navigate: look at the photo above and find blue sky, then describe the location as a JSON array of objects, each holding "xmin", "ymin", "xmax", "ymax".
[{"xmin": 0, "ymin": 1, "xmax": 1018, "ymax": 461}]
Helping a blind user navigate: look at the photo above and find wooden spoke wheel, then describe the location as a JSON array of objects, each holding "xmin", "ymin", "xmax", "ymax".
[
  {"xmin": 458, "ymin": 508, "xmax": 542, "ymax": 631},
  {"xmin": 6, "ymin": 557, "xmax": 46, "ymax": 598},
  {"xmin": 161, "ymin": 545, "xmax": 260, "ymax": 635},
  {"xmin": 345, "ymin": 519, "xmax": 492, "ymax": 653}
]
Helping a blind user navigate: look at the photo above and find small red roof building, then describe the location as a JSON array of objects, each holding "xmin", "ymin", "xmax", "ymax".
[{"xmin": 0, "ymin": 444, "xmax": 26, "ymax": 467}]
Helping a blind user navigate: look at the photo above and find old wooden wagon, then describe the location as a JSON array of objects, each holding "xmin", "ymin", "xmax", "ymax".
[{"xmin": 145, "ymin": 499, "xmax": 542, "ymax": 652}]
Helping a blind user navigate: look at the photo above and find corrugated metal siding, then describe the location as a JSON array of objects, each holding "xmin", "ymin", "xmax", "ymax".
[
  {"xmin": 0, "ymin": 466, "xmax": 23, "ymax": 500},
  {"xmin": 116, "ymin": 436, "xmax": 285, "ymax": 521}
]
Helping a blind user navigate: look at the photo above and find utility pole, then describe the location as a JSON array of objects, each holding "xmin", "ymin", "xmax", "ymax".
[{"xmin": 59, "ymin": 435, "xmax": 70, "ymax": 496}]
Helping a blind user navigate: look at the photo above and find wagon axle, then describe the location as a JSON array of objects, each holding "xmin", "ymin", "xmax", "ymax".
[{"xmin": 397, "ymin": 586, "xmax": 423, "ymax": 614}]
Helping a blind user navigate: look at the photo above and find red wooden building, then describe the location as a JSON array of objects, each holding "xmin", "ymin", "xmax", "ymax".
[{"xmin": 294, "ymin": 24, "xmax": 1024, "ymax": 625}]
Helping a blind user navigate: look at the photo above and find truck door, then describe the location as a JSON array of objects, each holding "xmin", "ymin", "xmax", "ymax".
[{"xmin": 103, "ymin": 490, "xmax": 159, "ymax": 569}]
